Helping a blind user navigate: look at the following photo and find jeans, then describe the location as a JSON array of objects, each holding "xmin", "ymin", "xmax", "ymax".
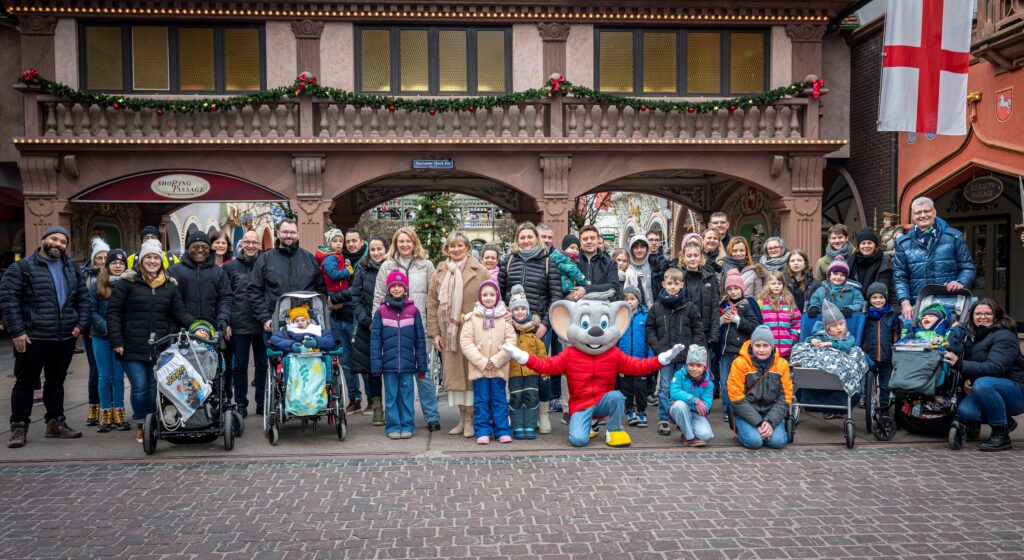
[
  {"xmin": 670, "ymin": 401, "xmax": 715, "ymax": 441},
  {"xmin": 719, "ymin": 354, "xmax": 738, "ymax": 414},
  {"xmin": 83, "ymin": 333, "xmax": 99, "ymax": 406},
  {"xmin": 473, "ymin": 377, "xmax": 511, "ymax": 438},
  {"xmin": 657, "ymin": 365, "xmax": 675, "ymax": 422},
  {"xmin": 957, "ymin": 376, "xmax": 1024, "ymax": 427},
  {"xmin": 416, "ymin": 370, "xmax": 440, "ymax": 423},
  {"xmin": 9, "ymin": 338, "xmax": 77, "ymax": 423},
  {"xmin": 123, "ymin": 360, "xmax": 157, "ymax": 424},
  {"xmin": 508, "ymin": 375, "xmax": 540, "ymax": 432},
  {"xmin": 870, "ymin": 361, "xmax": 893, "ymax": 404},
  {"xmin": 735, "ymin": 417, "xmax": 787, "ymax": 449},
  {"xmin": 91, "ymin": 337, "xmax": 125, "ymax": 409},
  {"xmin": 331, "ymin": 318, "xmax": 358, "ymax": 401},
  {"xmin": 232, "ymin": 333, "xmax": 268, "ymax": 411},
  {"xmin": 382, "ymin": 372, "xmax": 415, "ymax": 434},
  {"xmin": 568, "ymin": 390, "xmax": 625, "ymax": 447},
  {"xmin": 539, "ymin": 329, "xmax": 561, "ymax": 403},
  {"xmin": 362, "ymin": 373, "xmax": 383, "ymax": 399}
]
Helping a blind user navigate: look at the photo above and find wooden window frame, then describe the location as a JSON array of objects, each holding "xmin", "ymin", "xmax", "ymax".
[
  {"xmin": 355, "ymin": 25, "xmax": 512, "ymax": 95},
  {"xmin": 594, "ymin": 28, "xmax": 770, "ymax": 97},
  {"xmin": 79, "ymin": 22, "xmax": 266, "ymax": 94}
]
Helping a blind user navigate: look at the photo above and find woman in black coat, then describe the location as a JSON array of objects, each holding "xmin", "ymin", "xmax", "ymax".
[
  {"xmin": 497, "ymin": 222, "xmax": 562, "ymax": 338},
  {"xmin": 783, "ymin": 250, "xmax": 819, "ymax": 312},
  {"xmin": 108, "ymin": 245, "xmax": 195, "ymax": 441},
  {"xmin": 945, "ymin": 298, "xmax": 1024, "ymax": 452},
  {"xmin": 333, "ymin": 236, "xmax": 389, "ymax": 425}
]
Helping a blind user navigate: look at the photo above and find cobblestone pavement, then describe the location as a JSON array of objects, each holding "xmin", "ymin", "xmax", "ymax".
[{"xmin": 1, "ymin": 448, "xmax": 1023, "ymax": 559}]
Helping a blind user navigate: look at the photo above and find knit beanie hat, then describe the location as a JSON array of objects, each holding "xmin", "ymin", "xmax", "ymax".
[
  {"xmin": 386, "ymin": 270, "xmax": 408, "ymax": 291},
  {"xmin": 324, "ymin": 228, "xmax": 344, "ymax": 245},
  {"xmin": 106, "ymin": 249, "xmax": 128, "ymax": 269},
  {"xmin": 186, "ymin": 230, "xmax": 210, "ymax": 249},
  {"xmin": 90, "ymin": 237, "xmax": 111, "ymax": 263},
  {"xmin": 750, "ymin": 324, "xmax": 775, "ymax": 348},
  {"xmin": 724, "ymin": 269, "xmax": 745, "ymax": 292},
  {"xmin": 287, "ymin": 306, "xmax": 310, "ymax": 323},
  {"xmin": 920, "ymin": 303, "xmax": 947, "ymax": 323},
  {"xmin": 561, "ymin": 234, "xmax": 581, "ymax": 251},
  {"xmin": 867, "ymin": 282, "xmax": 888, "ymax": 299},
  {"xmin": 680, "ymin": 232, "xmax": 702, "ymax": 251},
  {"xmin": 41, "ymin": 225, "xmax": 69, "ymax": 242},
  {"xmin": 822, "ymin": 299, "xmax": 845, "ymax": 327},
  {"xmin": 508, "ymin": 284, "xmax": 529, "ymax": 312},
  {"xmin": 138, "ymin": 239, "xmax": 163, "ymax": 260},
  {"xmin": 826, "ymin": 255, "xmax": 849, "ymax": 277},
  {"xmin": 857, "ymin": 228, "xmax": 881, "ymax": 246},
  {"xmin": 623, "ymin": 286, "xmax": 642, "ymax": 300},
  {"xmin": 477, "ymin": 278, "xmax": 502, "ymax": 308},
  {"xmin": 140, "ymin": 225, "xmax": 160, "ymax": 240},
  {"xmin": 686, "ymin": 344, "xmax": 708, "ymax": 366}
]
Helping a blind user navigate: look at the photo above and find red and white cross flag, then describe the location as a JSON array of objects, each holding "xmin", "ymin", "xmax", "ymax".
[{"xmin": 878, "ymin": 0, "xmax": 973, "ymax": 136}]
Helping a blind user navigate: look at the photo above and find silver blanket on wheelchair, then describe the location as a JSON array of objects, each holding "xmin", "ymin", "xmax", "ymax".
[{"xmin": 788, "ymin": 343, "xmax": 869, "ymax": 396}]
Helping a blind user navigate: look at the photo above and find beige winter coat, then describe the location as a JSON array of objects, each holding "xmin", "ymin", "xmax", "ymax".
[
  {"xmin": 459, "ymin": 308, "xmax": 516, "ymax": 382},
  {"xmin": 426, "ymin": 256, "xmax": 491, "ymax": 392}
]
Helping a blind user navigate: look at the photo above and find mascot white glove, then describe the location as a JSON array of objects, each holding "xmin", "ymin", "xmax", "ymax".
[
  {"xmin": 502, "ymin": 343, "xmax": 530, "ymax": 365},
  {"xmin": 658, "ymin": 343, "xmax": 686, "ymax": 366}
]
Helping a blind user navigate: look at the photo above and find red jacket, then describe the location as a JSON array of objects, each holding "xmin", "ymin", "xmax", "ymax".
[
  {"xmin": 526, "ymin": 346, "xmax": 662, "ymax": 415},
  {"xmin": 314, "ymin": 248, "xmax": 353, "ymax": 293}
]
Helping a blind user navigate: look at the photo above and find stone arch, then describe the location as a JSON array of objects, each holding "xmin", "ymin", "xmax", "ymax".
[
  {"xmin": 822, "ymin": 165, "xmax": 866, "ymax": 234},
  {"xmin": 166, "ymin": 220, "xmax": 182, "ymax": 255}
]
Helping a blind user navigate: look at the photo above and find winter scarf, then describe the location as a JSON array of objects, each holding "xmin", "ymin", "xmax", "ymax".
[
  {"xmin": 657, "ymin": 289, "xmax": 686, "ymax": 309},
  {"xmin": 867, "ymin": 304, "xmax": 892, "ymax": 320},
  {"xmin": 516, "ymin": 245, "xmax": 543, "ymax": 261},
  {"xmin": 630, "ymin": 258, "xmax": 654, "ymax": 308},
  {"xmin": 758, "ymin": 237, "xmax": 790, "ymax": 271},
  {"xmin": 474, "ymin": 299, "xmax": 507, "ymax": 330},
  {"xmin": 436, "ymin": 257, "xmax": 467, "ymax": 349},
  {"xmin": 826, "ymin": 241, "xmax": 853, "ymax": 260},
  {"xmin": 914, "ymin": 225, "xmax": 939, "ymax": 252},
  {"xmin": 721, "ymin": 255, "xmax": 749, "ymax": 275},
  {"xmin": 343, "ymin": 243, "xmax": 368, "ymax": 269},
  {"xmin": 385, "ymin": 293, "xmax": 407, "ymax": 312},
  {"xmin": 851, "ymin": 250, "xmax": 882, "ymax": 285}
]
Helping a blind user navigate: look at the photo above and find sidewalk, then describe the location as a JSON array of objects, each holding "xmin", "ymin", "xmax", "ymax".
[{"xmin": 0, "ymin": 346, "xmax": 1018, "ymax": 464}]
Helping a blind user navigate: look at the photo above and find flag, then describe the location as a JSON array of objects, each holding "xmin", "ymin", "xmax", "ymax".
[{"xmin": 878, "ymin": 0, "xmax": 973, "ymax": 136}]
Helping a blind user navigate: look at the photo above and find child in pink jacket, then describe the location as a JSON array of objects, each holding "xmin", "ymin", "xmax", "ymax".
[{"xmin": 757, "ymin": 271, "xmax": 802, "ymax": 358}]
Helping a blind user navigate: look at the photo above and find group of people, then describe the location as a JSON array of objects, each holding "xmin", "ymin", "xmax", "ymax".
[{"xmin": 3, "ymin": 196, "xmax": 1023, "ymax": 452}]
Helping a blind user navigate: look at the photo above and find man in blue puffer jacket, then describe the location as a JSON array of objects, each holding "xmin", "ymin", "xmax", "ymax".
[{"xmin": 893, "ymin": 197, "xmax": 975, "ymax": 320}]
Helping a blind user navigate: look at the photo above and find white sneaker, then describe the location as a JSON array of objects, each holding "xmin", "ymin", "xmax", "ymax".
[{"xmin": 538, "ymin": 402, "xmax": 552, "ymax": 434}]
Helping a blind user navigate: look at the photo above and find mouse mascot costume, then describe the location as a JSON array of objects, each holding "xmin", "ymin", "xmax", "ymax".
[{"xmin": 503, "ymin": 299, "xmax": 683, "ymax": 447}]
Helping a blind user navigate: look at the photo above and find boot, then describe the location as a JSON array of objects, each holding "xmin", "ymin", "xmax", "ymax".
[
  {"xmin": 449, "ymin": 406, "xmax": 465, "ymax": 435},
  {"xmin": 463, "ymin": 407, "xmax": 475, "ymax": 438},
  {"xmin": 112, "ymin": 408, "xmax": 131, "ymax": 431},
  {"xmin": 135, "ymin": 424, "xmax": 144, "ymax": 444},
  {"xmin": 7, "ymin": 421, "xmax": 28, "ymax": 448},
  {"xmin": 538, "ymin": 402, "xmax": 552, "ymax": 434},
  {"xmin": 97, "ymin": 409, "xmax": 113, "ymax": 433},
  {"xmin": 44, "ymin": 416, "xmax": 82, "ymax": 439},
  {"xmin": 345, "ymin": 398, "xmax": 361, "ymax": 414},
  {"xmin": 361, "ymin": 399, "xmax": 374, "ymax": 416},
  {"xmin": 980, "ymin": 424, "xmax": 1012, "ymax": 452},
  {"xmin": 85, "ymin": 404, "xmax": 100, "ymax": 426},
  {"xmin": 371, "ymin": 397, "xmax": 385, "ymax": 426}
]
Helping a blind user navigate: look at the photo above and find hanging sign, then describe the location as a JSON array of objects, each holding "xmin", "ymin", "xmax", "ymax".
[
  {"xmin": 412, "ymin": 159, "xmax": 454, "ymax": 170},
  {"xmin": 150, "ymin": 174, "xmax": 211, "ymax": 199},
  {"xmin": 72, "ymin": 170, "xmax": 287, "ymax": 202},
  {"xmin": 963, "ymin": 177, "xmax": 1003, "ymax": 204}
]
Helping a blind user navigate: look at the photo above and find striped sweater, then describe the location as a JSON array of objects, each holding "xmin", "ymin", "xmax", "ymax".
[{"xmin": 758, "ymin": 297, "xmax": 802, "ymax": 357}]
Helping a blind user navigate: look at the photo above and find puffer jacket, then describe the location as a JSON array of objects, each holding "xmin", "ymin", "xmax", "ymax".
[
  {"xmin": 893, "ymin": 216, "xmax": 975, "ymax": 304},
  {"xmin": 670, "ymin": 367, "xmax": 715, "ymax": 413},
  {"xmin": 88, "ymin": 281, "xmax": 116, "ymax": 339},
  {"xmin": 526, "ymin": 346, "xmax": 662, "ymax": 415},
  {"xmin": 498, "ymin": 250, "xmax": 562, "ymax": 329},
  {"xmin": 0, "ymin": 250, "xmax": 89, "ymax": 341},
  {"xmin": 222, "ymin": 252, "xmax": 261, "ymax": 335},
  {"xmin": 106, "ymin": 270, "xmax": 195, "ymax": 362},
  {"xmin": 617, "ymin": 306, "xmax": 652, "ymax": 358},
  {"xmin": 718, "ymin": 296, "xmax": 763, "ymax": 356},
  {"xmin": 645, "ymin": 293, "xmax": 706, "ymax": 365},
  {"xmin": 849, "ymin": 251, "xmax": 895, "ymax": 303},
  {"xmin": 727, "ymin": 341, "xmax": 793, "ymax": 428},
  {"xmin": 249, "ymin": 241, "xmax": 325, "ymax": 325},
  {"xmin": 369, "ymin": 296, "xmax": 428, "ymax": 375},
  {"xmin": 578, "ymin": 250, "xmax": 620, "ymax": 298},
  {"xmin": 784, "ymin": 271, "xmax": 820, "ymax": 313},
  {"xmin": 372, "ymin": 256, "xmax": 436, "ymax": 320},
  {"xmin": 863, "ymin": 306, "xmax": 899, "ymax": 363},
  {"xmin": 807, "ymin": 281, "xmax": 865, "ymax": 316},
  {"xmin": 683, "ymin": 267, "xmax": 721, "ymax": 345},
  {"xmin": 268, "ymin": 327, "xmax": 338, "ymax": 353},
  {"xmin": 758, "ymin": 297, "xmax": 802, "ymax": 358},
  {"xmin": 510, "ymin": 316, "xmax": 547, "ymax": 377},
  {"xmin": 315, "ymin": 247, "xmax": 353, "ymax": 294},
  {"xmin": 459, "ymin": 306, "xmax": 516, "ymax": 381},
  {"xmin": 955, "ymin": 327, "xmax": 1024, "ymax": 393},
  {"xmin": 338, "ymin": 258, "xmax": 383, "ymax": 375},
  {"xmin": 549, "ymin": 248, "xmax": 588, "ymax": 295},
  {"xmin": 167, "ymin": 253, "xmax": 232, "ymax": 329}
]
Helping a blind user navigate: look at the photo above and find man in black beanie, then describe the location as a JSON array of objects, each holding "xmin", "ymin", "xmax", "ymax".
[
  {"xmin": 127, "ymin": 225, "xmax": 180, "ymax": 270},
  {"xmin": 167, "ymin": 231, "xmax": 232, "ymax": 336}
]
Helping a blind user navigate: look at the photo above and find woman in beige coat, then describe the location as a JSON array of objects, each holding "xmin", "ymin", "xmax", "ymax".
[
  {"xmin": 459, "ymin": 279, "xmax": 517, "ymax": 444},
  {"xmin": 427, "ymin": 232, "xmax": 491, "ymax": 438}
]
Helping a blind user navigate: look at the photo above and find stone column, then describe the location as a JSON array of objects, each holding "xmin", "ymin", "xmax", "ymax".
[
  {"xmin": 19, "ymin": 155, "xmax": 68, "ymax": 248},
  {"xmin": 538, "ymin": 153, "xmax": 572, "ymax": 241},
  {"xmin": 775, "ymin": 155, "xmax": 826, "ymax": 262},
  {"xmin": 291, "ymin": 20, "xmax": 325, "ymax": 76},
  {"xmin": 537, "ymin": 22, "xmax": 570, "ymax": 78},
  {"xmin": 291, "ymin": 154, "xmax": 330, "ymax": 247},
  {"xmin": 785, "ymin": 24, "xmax": 826, "ymax": 85}
]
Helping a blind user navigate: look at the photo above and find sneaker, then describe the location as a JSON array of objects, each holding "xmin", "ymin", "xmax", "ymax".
[
  {"xmin": 549, "ymin": 399, "xmax": 563, "ymax": 413},
  {"xmin": 657, "ymin": 420, "xmax": 671, "ymax": 436},
  {"xmin": 513, "ymin": 429, "xmax": 525, "ymax": 440},
  {"xmin": 399, "ymin": 431, "xmax": 413, "ymax": 439},
  {"xmin": 560, "ymin": 412, "xmax": 569, "ymax": 425},
  {"xmin": 7, "ymin": 422, "xmax": 27, "ymax": 448},
  {"xmin": 687, "ymin": 438, "xmax": 708, "ymax": 447},
  {"xmin": 387, "ymin": 432, "xmax": 401, "ymax": 440},
  {"xmin": 523, "ymin": 428, "xmax": 536, "ymax": 440},
  {"xmin": 589, "ymin": 424, "xmax": 600, "ymax": 438},
  {"xmin": 637, "ymin": 413, "xmax": 648, "ymax": 428},
  {"xmin": 723, "ymin": 412, "xmax": 730, "ymax": 424},
  {"xmin": 135, "ymin": 425, "xmax": 144, "ymax": 444},
  {"xmin": 476, "ymin": 436, "xmax": 490, "ymax": 445},
  {"xmin": 498, "ymin": 435, "xmax": 512, "ymax": 443},
  {"xmin": 345, "ymin": 399, "xmax": 361, "ymax": 414},
  {"xmin": 626, "ymin": 410, "xmax": 638, "ymax": 426}
]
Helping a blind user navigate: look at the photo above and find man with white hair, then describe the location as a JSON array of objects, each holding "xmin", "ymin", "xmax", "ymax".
[{"xmin": 892, "ymin": 197, "xmax": 975, "ymax": 320}]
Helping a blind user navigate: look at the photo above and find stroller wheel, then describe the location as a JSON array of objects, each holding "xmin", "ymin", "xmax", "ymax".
[
  {"xmin": 142, "ymin": 413, "xmax": 158, "ymax": 455},
  {"xmin": 843, "ymin": 418, "xmax": 856, "ymax": 449},
  {"xmin": 863, "ymin": 371, "xmax": 875, "ymax": 434},
  {"xmin": 268, "ymin": 425, "xmax": 280, "ymax": 446},
  {"xmin": 785, "ymin": 415, "xmax": 795, "ymax": 444},
  {"xmin": 949, "ymin": 421, "xmax": 966, "ymax": 450},
  {"xmin": 233, "ymin": 411, "xmax": 245, "ymax": 438},
  {"xmin": 223, "ymin": 410, "xmax": 235, "ymax": 451},
  {"xmin": 337, "ymin": 416, "xmax": 348, "ymax": 441},
  {"xmin": 873, "ymin": 416, "xmax": 897, "ymax": 441}
]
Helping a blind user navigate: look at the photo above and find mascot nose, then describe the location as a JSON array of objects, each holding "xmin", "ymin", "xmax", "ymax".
[{"xmin": 587, "ymin": 326, "xmax": 604, "ymax": 338}]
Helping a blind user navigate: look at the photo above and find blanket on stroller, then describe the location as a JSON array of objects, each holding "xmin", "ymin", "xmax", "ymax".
[
  {"xmin": 890, "ymin": 349, "xmax": 945, "ymax": 396},
  {"xmin": 284, "ymin": 354, "xmax": 328, "ymax": 416},
  {"xmin": 789, "ymin": 343, "xmax": 869, "ymax": 396}
]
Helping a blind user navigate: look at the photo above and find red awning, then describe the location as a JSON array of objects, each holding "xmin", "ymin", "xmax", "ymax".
[{"xmin": 72, "ymin": 170, "xmax": 287, "ymax": 203}]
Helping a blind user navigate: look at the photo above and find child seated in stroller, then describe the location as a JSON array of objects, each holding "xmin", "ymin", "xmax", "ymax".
[
  {"xmin": 901, "ymin": 303, "xmax": 957, "ymax": 347},
  {"xmin": 790, "ymin": 300, "xmax": 871, "ymax": 419},
  {"xmin": 269, "ymin": 305, "xmax": 339, "ymax": 354}
]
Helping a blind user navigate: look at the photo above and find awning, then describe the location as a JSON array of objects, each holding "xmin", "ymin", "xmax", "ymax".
[{"xmin": 72, "ymin": 170, "xmax": 287, "ymax": 203}]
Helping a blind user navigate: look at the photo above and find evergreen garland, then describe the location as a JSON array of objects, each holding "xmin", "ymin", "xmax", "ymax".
[{"xmin": 18, "ymin": 68, "xmax": 823, "ymax": 115}]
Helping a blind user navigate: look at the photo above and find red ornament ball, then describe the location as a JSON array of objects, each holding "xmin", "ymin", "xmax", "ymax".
[
  {"xmin": 156, "ymin": 108, "xmax": 165, "ymax": 116},
  {"xmin": 210, "ymin": 104, "xmax": 218, "ymax": 112},
  {"xmin": 468, "ymin": 106, "xmax": 476, "ymax": 113},
  {"xmin": 728, "ymin": 105, "xmax": 737, "ymax": 112},
  {"xmin": 687, "ymin": 107, "xmax": 695, "ymax": 114},
  {"xmin": 640, "ymin": 105, "xmax": 647, "ymax": 112},
  {"xmin": 429, "ymin": 108, "xmax": 437, "ymax": 116},
  {"xmin": 388, "ymin": 105, "xmax": 396, "ymax": 112},
  {"xmin": 112, "ymin": 103, "xmax": 120, "ymax": 110}
]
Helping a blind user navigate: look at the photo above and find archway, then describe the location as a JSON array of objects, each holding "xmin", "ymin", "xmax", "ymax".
[
  {"xmin": 166, "ymin": 220, "xmax": 182, "ymax": 255},
  {"xmin": 822, "ymin": 165, "xmax": 865, "ymax": 236}
]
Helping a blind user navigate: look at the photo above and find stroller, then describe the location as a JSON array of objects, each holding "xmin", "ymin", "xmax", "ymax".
[
  {"xmin": 887, "ymin": 285, "xmax": 975, "ymax": 449},
  {"xmin": 142, "ymin": 321, "xmax": 242, "ymax": 455},
  {"xmin": 263, "ymin": 292, "xmax": 347, "ymax": 445},
  {"xmin": 788, "ymin": 313, "xmax": 868, "ymax": 449}
]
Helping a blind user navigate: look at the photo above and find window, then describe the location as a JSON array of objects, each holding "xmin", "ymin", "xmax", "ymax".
[
  {"xmin": 80, "ymin": 23, "xmax": 264, "ymax": 93},
  {"xmin": 595, "ymin": 29, "xmax": 768, "ymax": 96},
  {"xmin": 357, "ymin": 26, "xmax": 511, "ymax": 95}
]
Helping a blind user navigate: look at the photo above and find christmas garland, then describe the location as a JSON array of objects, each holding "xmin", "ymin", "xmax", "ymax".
[{"xmin": 18, "ymin": 68, "xmax": 823, "ymax": 115}]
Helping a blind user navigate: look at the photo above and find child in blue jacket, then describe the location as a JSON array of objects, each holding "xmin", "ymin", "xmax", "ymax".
[
  {"xmin": 807, "ymin": 256, "xmax": 865, "ymax": 320},
  {"xmin": 669, "ymin": 344, "xmax": 715, "ymax": 446},
  {"xmin": 268, "ymin": 306, "xmax": 339, "ymax": 353},
  {"xmin": 863, "ymin": 282, "xmax": 899, "ymax": 406},
  {"xmin": 617, "ymin": 286, "xmax": 654, "ymax": 427}
]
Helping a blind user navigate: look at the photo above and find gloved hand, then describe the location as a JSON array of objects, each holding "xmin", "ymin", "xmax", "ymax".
[
  {"xmin": 658, "ymin": 343, "xmax": 685, "ymax": 366},
  {"xmin": 502, "ymin": 343, "xmax": 530, "ymax": 365},
  {"xmin": 303, "ymin": 337, "xmax": 318, "ymax": 348},
  {"xmin": 841, "ymin": 308, "xmax": 853, "ymax": 318},
  {"xmin": 807, "ymin": 307, "xmax": 820, "ymax": 319},
  {"xmin": 290, "ymin": 343, "xmax": 303, "ymax": 353},
  {"xmin": 417, "ymin": 372, "xmax": 426, "ymax": 379}
]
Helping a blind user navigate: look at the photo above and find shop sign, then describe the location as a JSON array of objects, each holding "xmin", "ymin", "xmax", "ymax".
[
  {"xmin": 150, "ymin": 174, "xmax": 211, "ymax": 199},
  {"xmin": 412, "ymin": 159, "xmax": 454, "ymax": 170},
  {"xmin": 963, "ymin": 177, "xmax": 1003, "ymax": 204},
  {"xmin": 996, "ymin": 87, "xmax": 1012, "ymax": 122}
]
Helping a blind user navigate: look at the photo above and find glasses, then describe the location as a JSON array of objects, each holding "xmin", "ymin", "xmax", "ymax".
[
  {"xmin": 974, "ymin": 311, "xmax": 994, "ymax": 317},
  {"xmin": 241, "ymin": 240, "xmax": 260, "ymax": 245}
]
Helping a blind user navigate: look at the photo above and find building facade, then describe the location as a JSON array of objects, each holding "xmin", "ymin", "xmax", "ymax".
[{"xmin": 6, "ymin": 0, "xmax": 857, "ymax": 261}]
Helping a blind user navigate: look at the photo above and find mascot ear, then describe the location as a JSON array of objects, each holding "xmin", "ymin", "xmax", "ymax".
[
  {"xmin": 612, "ymin": 301, "xmax": 631, "ymax": 335},
  {"xmin": 549, "ymin": 300, "xmax": 573, "ymax": 341}
]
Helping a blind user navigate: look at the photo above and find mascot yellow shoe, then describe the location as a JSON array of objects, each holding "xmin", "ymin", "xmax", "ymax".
[{"xmin": 605, "ymin": 430, "xmax": 632, "ymax": 447}]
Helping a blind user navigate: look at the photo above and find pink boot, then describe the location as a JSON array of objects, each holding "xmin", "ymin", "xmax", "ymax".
[
  {"xmin": 498, "ymin": 435, "xmax": 512, "ymax": 443},
  {"xmin": 476, "ymin": 436, "xmax": 490, "ymax": 445}
]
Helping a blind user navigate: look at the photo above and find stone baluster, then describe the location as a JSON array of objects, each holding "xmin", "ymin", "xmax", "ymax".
[
  {"xmin": 316, "ymin": 104, "xmax": 329, "ymax": 138},
  {"xmin": 517, "ymin": 103, "xmax": 528, "ymax": 138},
  {"xmin": 418, "ymin": 110, "xmax": 430, "ymax": 138},
  {"xmin": 598, "ymin": 104, "xmax": 610, "ymax": 138},
  {"xmin": 352, "ymin": 106, "xmax": 364, "ymax": 137},
  {"xmin": 742, "ymin": 107, "xmax": 754, "ymax": 138},
  {"xmin": 369, "ymin": 107, "xmax": 380, "ymax": 137},
  {"xmin": 337, "ymin": 105, "xmax": 349, "ymax": 138},
  {"xmin": 582, "ymin": 104, "xmax": 594, "ymax": 138},
  {"xmin": 710, "ymin": 109, "xmax": 721, "ymax": 139},
  {"xmin": 198, "ymin": 112, "xmax": 211, "ymax": 138},
  {"xmin": 252, "ymin": 105, "xmax": 265, "ymax": 138},
  {"xmin": 630, "ymin": 107, "xmax": 641, "ymax": 138},
  {"xmin": 758, "ymin": 107, "xmax": 769, "ymax": 138},
  {"xmin": 230, "ymin": 108, "xmax": 242, "ymax": 138},
  {"xmin": 484, "ymin": 108, "xmax": 495, "ymax": 137},
  {"xmin": 726, "ymin": 109, "xmax": 737, "ymax": 139},
  {"xmin": 790, "ymin": 105, "xmax": 802, "ymax": 138},
  {"xmin": 283, "ymin": 104, "xmax": 295, "ymax": 137},
  {"xmin": 165, "ymin": 111, "xmax": 178, "ymax": 138},
  {"xmin": 662, "ymin": 110, "xmax": 675, "ymax": 138},
  {"xmin": 216, "ymin": 110, "xmax": 228, "ymax": 137},
  {"xmin": 43, "ymin": 102, "xmax": 57, "ymax": 136},
  {"xmin": 96, "ymin": 106, "xmax": 109, "ymax": 137},
  {"xmin": 61, "ymin": 102, "xmax": 75, "ymax": 136},
  {"xmin": 434, "ymin": 110, "xmax": 444, "ymax": 137},
  {"xmin": 614, "ymin": 106, "xmax": 626, "ymax": 138},
  {"xmin": 647, "ymin": 109, "xmax": 659, "ymax": 138},
  {"xmin": 565, "ymin": 105, "xmax": 578, "ymax": 138},
  {"xmin": 773, "ymin": 105, "xmax": 785, "ymax": 138},
  {"xmin": 401, "ymin": 110, "xmax": 412, "ymax": 138},
  {"xmin": 533, "ymin": 104, "xmax": 544, "ymax": 137},
  {"xmin": 386, "ymin": 107, "xmax": 397, "ymax": 137},
  {"xmin": 500, "ymin": 107, "xmax": 512, "ymax": 137}
]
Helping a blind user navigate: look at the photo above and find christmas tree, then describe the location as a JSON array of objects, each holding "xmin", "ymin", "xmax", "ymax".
[{"xmin": 409, "ymin": 192, "xmax": 461, "ymax": 260}]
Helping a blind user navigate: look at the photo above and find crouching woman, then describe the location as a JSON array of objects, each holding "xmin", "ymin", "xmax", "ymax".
[{"xmin": 728, "ymin": 325, "xmax": 793, "ymax": 449}]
